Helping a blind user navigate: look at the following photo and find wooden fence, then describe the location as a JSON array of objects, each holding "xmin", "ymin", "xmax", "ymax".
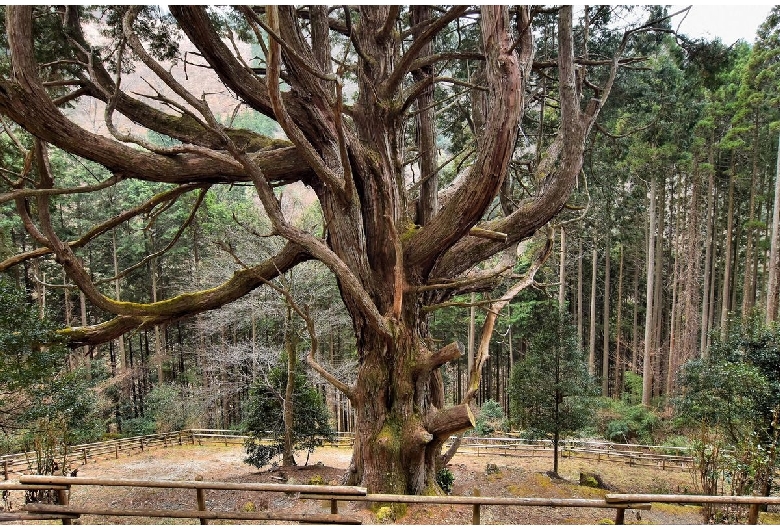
[
  {"xmin": 300, "ymin": 491, "xmax": 651, "ymax": 525},
  {"xmin": 1, "ymin": 430, "xmax": 696, "ymax": 481},
  {"xmin": 13, "ymin": 475, "xmax": 365, "ymax": 524},
  {"xmin": 1, "ymin": 431, "xmax": 194, "ymax": 480},
  {"xmin": 447, "ymin": 436, "xmax": 694, "ymax": 470},
  {"xmin": 6, "ymin": 475, "xmax": 650, "ymax": 525},
  {"xmin": 605, "ymin": 493, "xmax": 780, "ymax": 525},
  {"xmin": 6, "ymin": 477, "xmax": 780, "ymax": 525}
]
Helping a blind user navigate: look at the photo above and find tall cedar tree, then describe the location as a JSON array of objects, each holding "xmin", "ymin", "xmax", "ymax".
[{"xmin": 0, "ymin": 6, "xmax": 657, "ymax": 492}]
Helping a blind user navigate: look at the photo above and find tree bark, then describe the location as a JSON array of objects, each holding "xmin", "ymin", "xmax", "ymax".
[
  {"xmin": 681, "ymin": 159, "xmax": 702, "ymax": 371},
  {"xmin": 651, "ymin": 179, "xmax": 665, "ymax": 398},
  {"xmin": 412, "ymin": 6, "xmax": 439, "ymax": 227},
  {"xmin": 631, "ymin": 262, "xmax": 639, "ymax": 372}
]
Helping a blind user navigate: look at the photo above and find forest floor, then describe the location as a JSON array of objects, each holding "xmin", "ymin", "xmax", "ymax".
[{"xmin": 7, "ymin": 442, "xmax": 780, "ymax": 525}]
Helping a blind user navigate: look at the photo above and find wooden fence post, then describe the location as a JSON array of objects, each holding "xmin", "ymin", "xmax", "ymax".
[
  {"xmin": 748, "ymin": 503, "xmax": 759, "ymax": 525},
  {"xmin": 115, "ymin": 442, "xmax": 119, "ymax": 459},
  {"xmin": 472, "ymin": 488, "xmax": 481, "ymax": 525},
  {"xmin": 3, "ymin": 459, "xmax": 8, "ymax": 481},
  {"xmin": 195, "ymin": 476, "xmax": 208, "ymax": 525},
  {"xmin": 82, "ymin": 448, "xmax": 87, "ymax": 465},
  {"xmin": 330, "ymin": 499, "xmax": 339, "ymax": 514},
  {"xmin": 56, "ymin": 486, "xmax": 71, "ymax": 525},
  {"xmin": 614, "ymin": 507, "xmax": 625, "ymax": 525}
]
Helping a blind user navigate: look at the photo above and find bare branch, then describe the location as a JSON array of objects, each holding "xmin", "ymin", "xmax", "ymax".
[
  {"xmin": 96, "ymin": 188, "xmax": 208, "ymax": 286},
  {"xmin": 462, "ymin": 234, "xmax": 553, "ymax": 404},
  {"xmin": 265, "ymin": 6, "xmax": 346, "ymax": 197},
  {"xmin": 0, "ymin": 183, "xmax": 202, "ymax": 272},
  {"xmin": 258, "ymin": 275, "xmax": 355, "ymax": 399},
  {"xmin": 60, "ymin": 241, "xmax": 311, "ymax": 346},
  {"xmin": 382, "ymin": 6, "xmax": 470, "ymax": 96}
]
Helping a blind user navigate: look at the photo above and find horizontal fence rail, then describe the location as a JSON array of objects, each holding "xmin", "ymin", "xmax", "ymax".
[{"xmin": 300, "ymin": 492, "xmax": 651, "ymax": 525}]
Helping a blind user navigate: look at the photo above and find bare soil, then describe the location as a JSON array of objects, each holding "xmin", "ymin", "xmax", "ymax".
[{"xmin": 4, "ymin": 442, "xmax": 757, "ymax": 525}]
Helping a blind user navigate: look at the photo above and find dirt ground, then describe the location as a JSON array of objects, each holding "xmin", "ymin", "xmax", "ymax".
[{"xmin": 5, "ymin": 442, "xmax": 777, "ymax": 525}]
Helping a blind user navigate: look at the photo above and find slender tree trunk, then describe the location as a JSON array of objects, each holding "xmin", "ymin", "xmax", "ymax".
[
  {"xmin": 589, "ymin": 241, "xmax": 598, "ymax": 377},
  {"xmin": 577, "ymin": 237, "xmax": 584, "ymax": 350},
  {"xmin": 80, "ymin": 290, "xmax": 90, "ymax": 380},
  {"xmin": 652, "ymin": 179, "xmax": 665, "ymax": 398},
  {"xmin": 150, "ymin": 257, "xmax": 164, "ymax": 385},
  {"xmin": 767, "ymin": 134, "xmax": 780, "ymax": 324},
  {"xmin": 602, "ymin": 238, "xmax": 610, "ymax": 397},
  {"xmin": 701, "ymin": 140, "xmax": 715, "ymax": 356},
  {"xmin": 742, "ymin": 114, "xmax": 760, "ymax": 318},
  {"xmin": 559, "ymin": 227, "xmax": 566, "ymax": 310},
  {"xmin": 468, "ymin": 293, "xmax": 476, "ymax": 376},
  {"xmin": 613, "ymin": 244, "xmax": 624, "ymax": 399},
  {"xmin": 681, "ymin": 159, "xmax": 702, "ymax": 372},
  {"xmin": 720, "ymin": 157, "xmax": 736, "ymax": 339},
  {"xmin": 283, "ymin": 305, "xmax": 297, "ymax": 466},
  {"xmin": 706, "ymin": 191, "xmax": 720, "ymax": 356},
  {"xmin": 508, "ymin": 306, "xmax": 514, "ymax": 373},
  {"xmin": 631, "ymin": 262, "xmax": 639, "ymax": 372},
  {"xmin": 642, "ymin": 178, "xmax": 657, "ymax": 406},
  {"xmin": 667, "ymin": 184, "xmax": 682, "ymax": 397},
  {"xmin": 111, "ymin": 230, "xmax": 125, "ymax": 371}
]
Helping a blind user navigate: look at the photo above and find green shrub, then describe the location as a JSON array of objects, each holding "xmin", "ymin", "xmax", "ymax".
[
  {"xmin": 605, "ymin": 420, "xmax": 631, "ymax": 442},
  {"xmin": 308, "ymin": 475, "xmax": 326, "ymax": 486},
  {"xmin": 436, "ymin": 467, "xmax": 455, "ymax": 494},
  {"xmin": 122, "ymin": 417, "xmax": 156, "ymax": 436},
  {"xmin": 472, "ymin": 400, "xmax": 505, "ymax": 436},
  {"xmin": 596, "ymin": 398, "xmax": 660, "ymax": 444},
  {"xmin": 375, "ymin": 506, "xmax": 394, "ymax": 523}
]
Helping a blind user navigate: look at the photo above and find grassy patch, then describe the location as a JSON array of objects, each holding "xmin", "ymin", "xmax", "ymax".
[
  {"xmin": 574, "ymin": 485, "xmax": 608, "ymax": 498},
  {"xmin": 652, "ymin": 503, "xmax": 701, "ymax": 516}
]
